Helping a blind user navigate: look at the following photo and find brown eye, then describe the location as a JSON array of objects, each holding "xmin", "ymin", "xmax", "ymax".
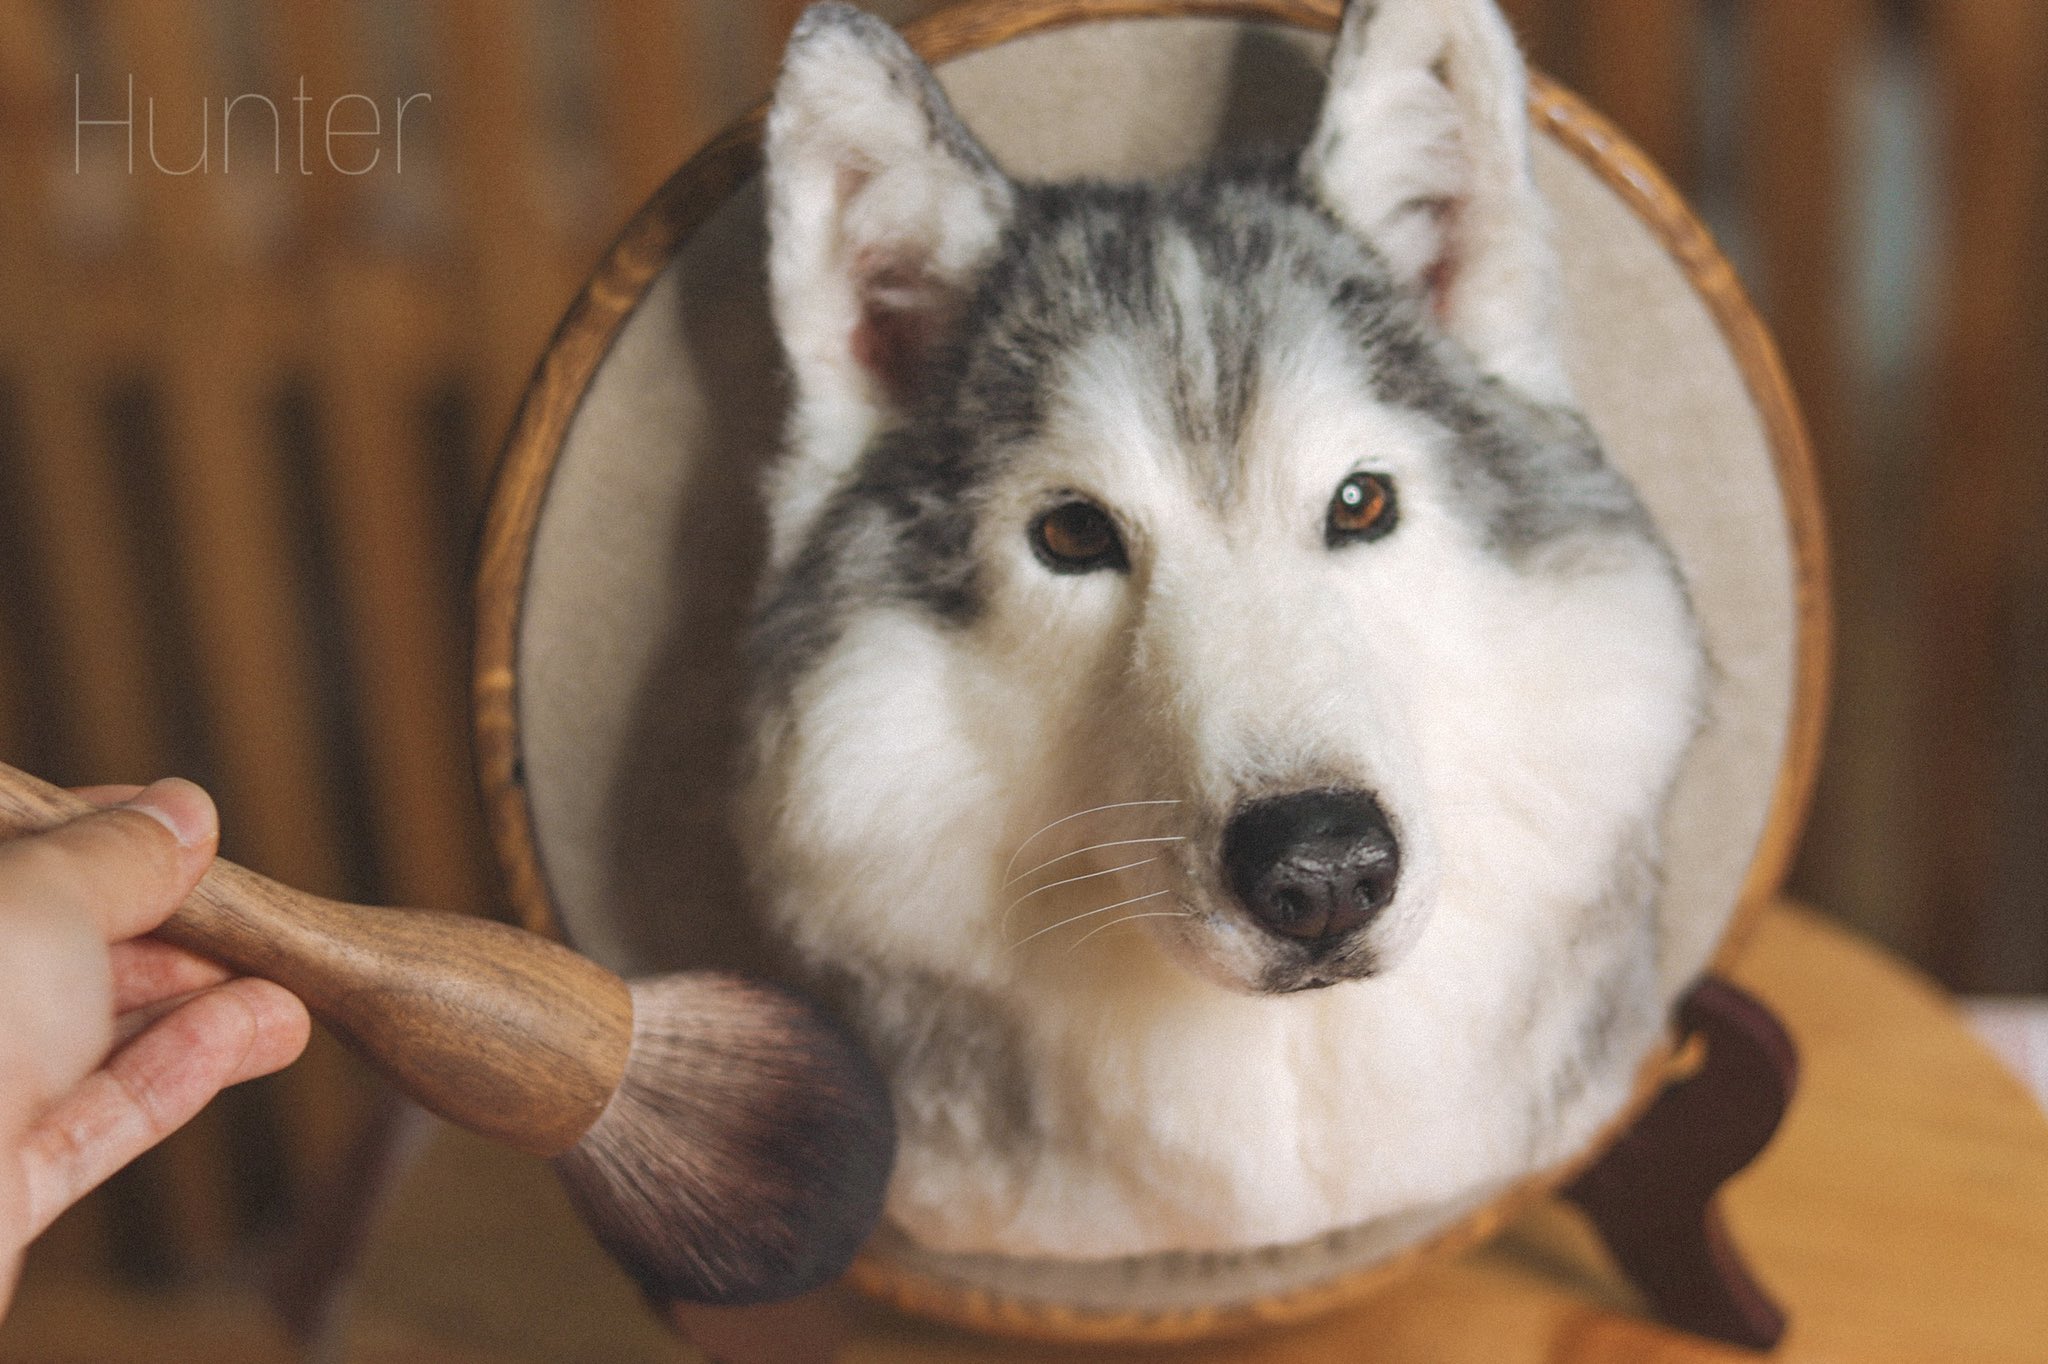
[
  {"xmin": 1326, "ymin": 472, "xmax": 1398, "ymax": 546},
  {"xmin": 1031, "ymin": 500, "xmax": 1127, "ymax": 574}
]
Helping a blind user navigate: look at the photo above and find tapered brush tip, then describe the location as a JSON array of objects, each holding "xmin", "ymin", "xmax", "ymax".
[{"xmin": 551, "ymin": 972, "xmax": 895, "ymax": 1305}]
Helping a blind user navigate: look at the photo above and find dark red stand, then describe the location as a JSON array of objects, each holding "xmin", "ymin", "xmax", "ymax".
[{"xmin": 1564, "ymin": 975, "xmax": 1799, "ymax": 1351}]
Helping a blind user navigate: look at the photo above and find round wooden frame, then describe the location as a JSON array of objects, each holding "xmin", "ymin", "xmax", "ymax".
[{"xmin": 473, "ymin": 0, "xmax": 1831, "ymax": 1344}]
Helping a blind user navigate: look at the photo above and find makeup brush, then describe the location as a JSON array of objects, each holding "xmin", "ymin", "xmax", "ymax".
[{"xmin": 0, "ymin": 763, "xmax": 894, "ymax": 1306}]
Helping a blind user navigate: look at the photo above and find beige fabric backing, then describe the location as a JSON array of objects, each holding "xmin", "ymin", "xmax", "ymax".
[{"xmin": 510, "ymin": 17, "xmax": 1796, "ymax": 1311}]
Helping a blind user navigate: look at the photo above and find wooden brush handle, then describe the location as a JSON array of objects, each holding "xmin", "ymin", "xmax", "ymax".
[{"xmin": 0, "ymin": 763, "xmax": 632, "ymax": 1157}]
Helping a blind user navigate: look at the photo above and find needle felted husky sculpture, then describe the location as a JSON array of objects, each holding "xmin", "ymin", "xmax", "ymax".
[{"xmin": 741, "ymin": 0, "xmax": 1707, "ymax": 1260}]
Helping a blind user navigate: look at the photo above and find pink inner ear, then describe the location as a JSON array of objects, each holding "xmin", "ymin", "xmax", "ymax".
[
  {"xmin": 1420, "ymin": 198, "xmax": 1461, "ymax": 322},
  {"xmin": 835, "ymin": 164, "xmax": 873, "ymax": 207},
  {"xmin": 1425, "ymin": 237, "xmax": 1458, "ymax": 321},
  {"xmin": 851, "ymin": 302, "xmax": 943, "ymax": 406},
  {"xmin": 849, "ymin": 253, "xmax": 958, "ymax": 407}
]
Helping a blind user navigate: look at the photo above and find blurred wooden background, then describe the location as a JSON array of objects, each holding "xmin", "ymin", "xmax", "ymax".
[{"xmin": 0, "ymin": 0, "xmax": 2041, "ymax": 1331}]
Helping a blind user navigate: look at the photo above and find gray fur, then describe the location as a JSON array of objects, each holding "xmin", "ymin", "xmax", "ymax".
[
  {"xmin": 1369, "ymin": 346, "xmax": 1656, "ymax": 562},
  {"xmin": 744, "ymin": 0, "xmax": 1710, "ymax": 1258},
  {"xmin": 811, "ymin": 961, "xmax": 1041, "ymax": 1162},
  {"xmin": 790, "ymin": 3, "xmax": 1011, "ymax": 197},
  {"xmin": 1522, "ymin": 820, "xmax": 1664, "ymax": 1153},
  {"xmin": 754, "ymin": 147, "xmax": 1653, "ymax": 693}
]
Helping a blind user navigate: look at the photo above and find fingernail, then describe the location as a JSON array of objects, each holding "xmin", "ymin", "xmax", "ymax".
[{"xmin": 120, "ymin": 778, "xmax": 217, "ymax": 849}]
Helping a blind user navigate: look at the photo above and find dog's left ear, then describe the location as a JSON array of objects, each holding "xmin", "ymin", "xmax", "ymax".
[
  {"xmin": 763, "ymin": 3, "xmax": 1015, "ymax": 564},
  {"xmin": 1305, "ymin": 0, "xmax": 1570, "ymax": 403}
]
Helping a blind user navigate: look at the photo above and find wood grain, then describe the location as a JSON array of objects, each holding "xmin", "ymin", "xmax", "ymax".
[{"xmin": 0, "ymin": 762, "xmax": 632, "ymax": 1159}]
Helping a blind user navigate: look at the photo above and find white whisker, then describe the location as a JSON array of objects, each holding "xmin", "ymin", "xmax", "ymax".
[
  {"xmin": 1001, "ymin": 800, "xmax": 1181, "ymax": 882},
  {"xmin": 1064, "ymin": 910, "xmax": 1194, "ymax": 954},
  {"xmin": 999, "ymin": 858, "xmax": 1157, "ymax": 940},
  {"xmin": 1002, "ymin": 836, "xmax": 1186, "ymax": 889},
  {"xmin": 1008, "ymin": 888, "xmax": 1175, "ymax": 951}
]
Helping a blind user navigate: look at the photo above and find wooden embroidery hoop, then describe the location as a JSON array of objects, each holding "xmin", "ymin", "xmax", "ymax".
[{"xmin": 472, "ymin": 0, "xmax": 1830, "ymax": 1347}]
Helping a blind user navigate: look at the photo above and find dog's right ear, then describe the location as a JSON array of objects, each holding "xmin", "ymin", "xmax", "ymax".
[{"xmin": 764, "ymin": 3, "xmax": 1014, "ymax": 561}]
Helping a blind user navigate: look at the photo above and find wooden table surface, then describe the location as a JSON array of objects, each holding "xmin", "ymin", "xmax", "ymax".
[{"xmin": 7, "ymin": 902, "xmax": 2046, "ymax": 1361}]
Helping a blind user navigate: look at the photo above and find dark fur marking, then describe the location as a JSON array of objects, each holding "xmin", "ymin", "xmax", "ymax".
[
  {"xmin": 756, "ymin": 130, "xmax": 1658, "ymax": 693},
  {"xmin": 1522, "ymin": 824, "xmax": 1664, "ymax": 1154},
  {"xmin": 808, "ymin": 960, "xmax": 1041, "ymax": 1162},
  {"xmin": 1369, "ymin": 342, "xmax": 1655, "ymax": 563}
]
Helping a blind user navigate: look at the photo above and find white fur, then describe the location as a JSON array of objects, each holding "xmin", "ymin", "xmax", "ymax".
[
  {"xmin": 747, "ymin": 0, "xmax": 1705, "ymax": 1259},
  {"xmin": 750, "ymin": 321, "xmax": 1700, "ymax": 1254},
  {"xmin": 762, "ymin": 11, "xmax": 1014, "ymax": 573},
  {"xmin": 1306, "ymin": 0, "xmax": 1573, "ymax": 403}
]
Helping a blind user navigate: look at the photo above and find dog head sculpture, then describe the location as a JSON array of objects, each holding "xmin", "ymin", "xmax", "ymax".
[{"xmin": 741, "ymin": 0, "xmax": 1706, "ymax": 1257}]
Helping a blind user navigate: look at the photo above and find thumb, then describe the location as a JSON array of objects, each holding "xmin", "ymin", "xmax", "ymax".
[
  {"xmin": 0, "ymin": 778, "xmax": 218, "ymax": 944},
  {"xmin": 0, "ymin": 780, "xmax": 220, "ymax": 1121}
]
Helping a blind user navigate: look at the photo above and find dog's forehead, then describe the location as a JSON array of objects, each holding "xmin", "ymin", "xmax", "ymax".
[
  {"xmin": 948, "ymin": 164, "xmax": 1410, "ymax": 495},
  {"xmin": 938, "ymin": 164, "xmax": 1657, "ymax": 563}
]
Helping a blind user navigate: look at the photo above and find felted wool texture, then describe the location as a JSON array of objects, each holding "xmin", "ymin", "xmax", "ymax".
[
  {"xmin": 739, "ymin": 0, "xmax": 1703, "ymax": 1259},
  {"xmin": 512, "ymin": 13, "xmax": 1796, "ymax": 1308}
]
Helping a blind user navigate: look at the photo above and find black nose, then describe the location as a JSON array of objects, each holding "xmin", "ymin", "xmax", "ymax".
[{"xmin": 1222, "ymin": 789, "xmax": 1399, "ymax": 949}]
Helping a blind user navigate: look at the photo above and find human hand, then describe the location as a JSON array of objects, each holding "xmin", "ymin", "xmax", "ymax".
[{"xmin": 0, "ymin": 779, "xmax": 311, "ymax": 1318}]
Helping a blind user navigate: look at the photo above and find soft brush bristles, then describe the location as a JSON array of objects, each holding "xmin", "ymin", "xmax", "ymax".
[{"xmin": 552, "ymin": 972, "xmax": 895, "ymax": 1305}]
